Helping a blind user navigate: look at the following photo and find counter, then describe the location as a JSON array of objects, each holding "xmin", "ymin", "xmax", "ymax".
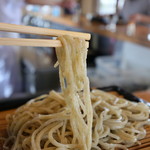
[{"xmin": 26, "ymin": 12, "xmax": 150, "ymax": 48}]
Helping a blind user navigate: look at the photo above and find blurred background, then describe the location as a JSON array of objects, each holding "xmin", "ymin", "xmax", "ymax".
[{"xmin": 0, "ymin": 0, "xmax": 150, "ymax": 101}]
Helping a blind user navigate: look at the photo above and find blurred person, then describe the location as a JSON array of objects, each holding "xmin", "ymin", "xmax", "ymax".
[
  {"xmin": 61, "ymin": 0, "xmax": 78, "ymax": 14},
  {"xmin": 113, "ymin": 0, "xmax": 150, "ymax": 69},
  {"xmin": 120, "ymin": 0, "xmax": 150, "ymax": 24},
  {"xmin": 0, "ymin": 0, "xmax": 77, "ymax": 98}
]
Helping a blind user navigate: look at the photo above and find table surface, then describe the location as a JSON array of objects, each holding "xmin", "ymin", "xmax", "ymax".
[
  {"xmin": 27, "ymin": 12, "xmax": 150, "ymax": 48},
  {"xmin": 0, "ymin": 90, "xmax": 150, "ymax": 149}
]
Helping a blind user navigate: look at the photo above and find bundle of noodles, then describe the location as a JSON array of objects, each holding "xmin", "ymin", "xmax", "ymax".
[
  {"xmin": 3, "ymin": 35, "xmax": 93, "ymax": 150},
  {"xmin": 91, "ymin": 90, "xmax": 150, "ymax": 149},
  {"xmin": 2, "ymin": 36, "xmax": 150, "ymax": 150}
]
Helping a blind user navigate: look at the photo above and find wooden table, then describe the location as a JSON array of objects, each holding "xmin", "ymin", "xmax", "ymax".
[
  {"xmin": 26, "ymin": 12, "xmax": 150, "ymax": 48},
  {"xmin": 0, "ymin": 91, "xmax": 150, "ymax": 149}
]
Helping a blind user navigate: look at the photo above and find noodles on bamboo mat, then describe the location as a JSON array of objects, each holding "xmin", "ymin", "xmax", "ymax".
[{"xmin": 0, "ymin": 36, "xmax": 150, "ymax": 150}]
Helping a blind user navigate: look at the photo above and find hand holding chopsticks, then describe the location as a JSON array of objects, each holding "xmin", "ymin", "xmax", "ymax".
[{"xmin": 0, "ymin": 23, "xmax": 91, "ymax": 47}]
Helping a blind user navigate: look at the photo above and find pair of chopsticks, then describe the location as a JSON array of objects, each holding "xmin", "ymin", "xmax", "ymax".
[{"xmin": 0, "ymin": 23, "xmax": 91, "ymax": 47}]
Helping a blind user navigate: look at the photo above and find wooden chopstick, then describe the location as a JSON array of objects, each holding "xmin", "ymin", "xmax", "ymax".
[
  {"xmin": 0, "ymin": 38, "xmax": 89, "ymax": 48},
  {"xmin": 0, "ymin": 23, "xmax": 91, "ymax": 40},
  {"xmin": 0, "ymin": 38, "xmax": 62, "ymax": 47}
]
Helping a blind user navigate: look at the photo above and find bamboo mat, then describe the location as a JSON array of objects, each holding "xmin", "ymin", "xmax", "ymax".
[{"xmin": 0, "ymin": 91, "xmax": 150, "ymax": 149}]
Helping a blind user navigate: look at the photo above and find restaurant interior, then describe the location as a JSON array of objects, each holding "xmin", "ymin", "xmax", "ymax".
[{"xmin": 0, "ymin": 0, "xmax": 150, "ymax": 108}]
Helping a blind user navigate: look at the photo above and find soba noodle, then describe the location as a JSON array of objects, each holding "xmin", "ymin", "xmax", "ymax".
[{"xmin": 1, "ymin": 35, "xmax": 150, "ymax": 150}]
